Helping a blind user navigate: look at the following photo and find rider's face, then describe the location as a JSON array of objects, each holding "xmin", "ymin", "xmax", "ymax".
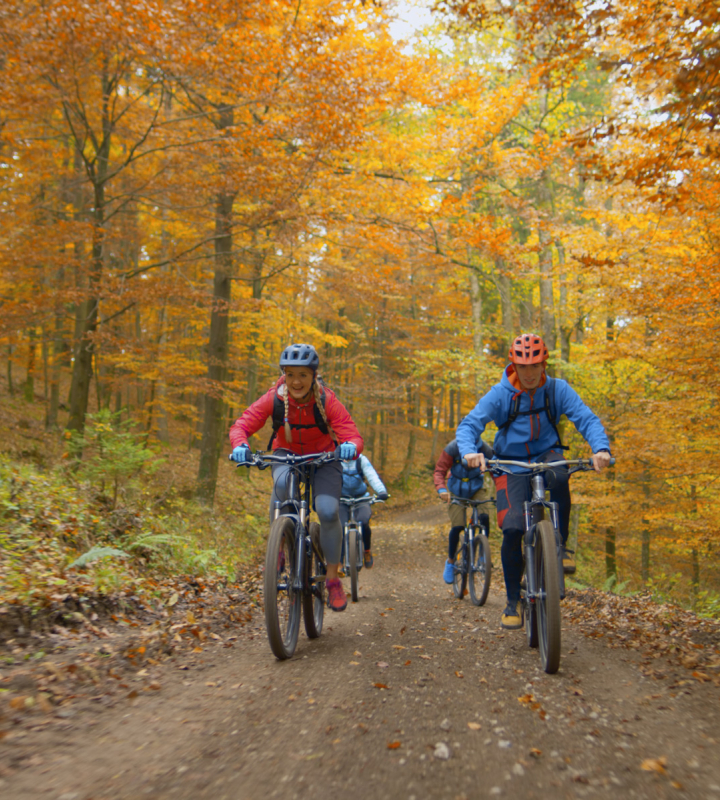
[
  {"xmin": 284, "ymin": 366, "xmax": 315, "ymax": 401},
  {"xmin": 515, "ymin": 362, "xmax": 544, "ymax": 391}
]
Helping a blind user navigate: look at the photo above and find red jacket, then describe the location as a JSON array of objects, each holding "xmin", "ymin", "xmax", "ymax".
[
  {"xmin": 229, "ymin": 378, "xmax": 364, "ymax": 456},
  {"xmin": 432, "ymin": 450, "xmax": 454, "ymax": 492}
]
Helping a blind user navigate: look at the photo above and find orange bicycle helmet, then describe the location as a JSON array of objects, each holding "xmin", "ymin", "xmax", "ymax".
[{"xmin": 509, "ymin": 333, "xmax": 548, "ymax": 364}]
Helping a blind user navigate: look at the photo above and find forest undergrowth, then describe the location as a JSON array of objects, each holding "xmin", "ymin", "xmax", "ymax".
[{"xmin": 0, "ymin": 388, "xmax": 421, "ymax": 638}]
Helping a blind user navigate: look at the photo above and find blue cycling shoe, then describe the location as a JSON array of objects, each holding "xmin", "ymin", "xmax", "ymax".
[{"xmin": 442, "ymin": 559, "xmax": 455, "ymax": 584}]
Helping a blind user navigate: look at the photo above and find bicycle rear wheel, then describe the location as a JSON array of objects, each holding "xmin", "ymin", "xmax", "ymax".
[
  {"xmin": 303, "ymin": 522, "xmax": 325, "ymax": 638},
  {"xmin": 264, "ymin": 516, "xmax": 301, "ymax": 660},
  {"xmin": 468, "ymin": 530, "xmax": 491, "ymax": 606},
  {"xmin": 453, "ymin": 539, "xmax": 468, "ymax": 599},
  {"xmin": 536, "ymin": 519, "xmax": 561, "ymax": 674}
]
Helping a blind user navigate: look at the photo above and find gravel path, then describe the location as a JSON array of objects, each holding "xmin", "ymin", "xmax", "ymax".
[{"xmin": 3, "ymin": 504, "xmax": 720, "ymax": 799}]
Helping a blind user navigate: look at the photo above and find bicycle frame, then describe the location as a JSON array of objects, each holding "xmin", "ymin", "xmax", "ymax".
[
  {"xmin": 340, "ymin": 495, "xmax": 364, "ymax": 572},
  {"xmin": 237, "ymin": 450, "xmax": 334, "ymax": 593},
  {"xmin": 272, "ymin": 461, "xmax": 313, "ymax": 596},
  {"xmin": 449, "ymin": 496, "xmax": 495, "ymax": 605},
  {"xmin": 485, "ymin": 456, "xmax": 614, "ymax": 673},
  {"xmin": 340, "ymin": 494, "xmax": 384, "ymax": 602},
  {"xmin": 339, "ymin": 495, "xmax": 380, "ymax": 565},
  {"xmin": 232, "ymin": 449, "xmax": 336, "ymax": 660}
]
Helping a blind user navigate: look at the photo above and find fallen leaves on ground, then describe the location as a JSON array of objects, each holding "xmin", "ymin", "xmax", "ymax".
[
  {"xmin": 641, "ymin": 756, "xmax": 668, "ymax": 774},
  {"xmin": 565, "ymin": 589, "xmax": 720, "ymax": 683},
  {"xmin": 0, "ymin": 570, "xmax": 261, "ymax": 724}
]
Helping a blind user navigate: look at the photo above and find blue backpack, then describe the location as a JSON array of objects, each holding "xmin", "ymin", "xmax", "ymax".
[{"xmin": 342, "ymin": 458, "xmax": 367, "ymax": 497}]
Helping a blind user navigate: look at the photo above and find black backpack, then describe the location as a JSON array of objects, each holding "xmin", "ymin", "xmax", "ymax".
[{"xmin": 497, "ymin": 377, "xmax": 568, "ymax": 451}]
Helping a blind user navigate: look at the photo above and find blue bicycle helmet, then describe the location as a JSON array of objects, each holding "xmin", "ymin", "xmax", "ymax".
[{"xmin": 279, "ymin": 343, "xmax": 319, "ymax": 372}]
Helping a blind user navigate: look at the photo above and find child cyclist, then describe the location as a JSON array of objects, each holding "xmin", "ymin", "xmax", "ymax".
[
  {"xmin": 339, "ymin": 454, "xmax": 389, "ymax": 568},
  {"xmin": 229, "ymin": 343, "xmax": 363, "ymax": 612},
  {"xmin": 457, "ymin": 334, "xmax": 611, "ymax": 630},
  {"xmin": 433, "ymin": 437, "xmax": 493, "ymax": 584}
]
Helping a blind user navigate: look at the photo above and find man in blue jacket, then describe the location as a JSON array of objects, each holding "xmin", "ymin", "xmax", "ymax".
[{"xmin": 457, "ymin": 333, "xmax": 612, "ymax": 630}]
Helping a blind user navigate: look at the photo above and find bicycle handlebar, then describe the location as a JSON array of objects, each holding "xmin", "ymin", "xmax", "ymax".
[
  {"xmin": 449, "ymin": 496, "xmax": 496, "ymax": 506},
  {"xmin": 340, "ymin": 494, "xmax": 388, "ymax": 506},
  {"xmin": 486, "ymin": 457, "xmax": 615, "ymax": 476},
  {"xmin": 229, "ymin": 450, "xmax": 338, "ymax": 470}
]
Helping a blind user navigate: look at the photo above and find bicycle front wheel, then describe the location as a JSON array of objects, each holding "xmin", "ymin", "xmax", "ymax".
[
  {"xmin": 303, "ymin": 522, "xmax": 325, "ymax": 638},
  {"xmin": 468, "ymin": 530, "xmax": 491, "ymax": 606},
  {"xmin": 536, "ymin": 519, "xmax": 561, "ymax": 674},
  {"xmin": 349, "ymin": 525, "xmax": 360, "ymax": 602},
  {"xmin": 264, "ymin": 516, "xmax": 301, "ymax": 660},
  {"xmin": 453, "ymin": 540, "xmax": 468, "ymax": 599}
]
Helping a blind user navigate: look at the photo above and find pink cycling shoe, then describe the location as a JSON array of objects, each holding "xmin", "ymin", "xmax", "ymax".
[{"xmin": 326, "ymin": 578, "xmax": 347, "ymax": 612}]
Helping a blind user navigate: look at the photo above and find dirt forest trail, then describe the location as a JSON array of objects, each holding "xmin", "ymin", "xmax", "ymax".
[{"xmin": 3, "ymin": 503, "xmax": 720, "ymax": 800}]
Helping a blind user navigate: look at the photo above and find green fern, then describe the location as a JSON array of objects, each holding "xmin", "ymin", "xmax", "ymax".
[{"xmin": 68, "ymin": 546, "xmax": 129, "ymax": 569}]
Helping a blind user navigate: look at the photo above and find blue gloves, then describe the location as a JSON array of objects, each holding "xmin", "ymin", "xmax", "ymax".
[
  {"xmin": 377, "ymin": 491, "xmax": 389, "ymax": 501},
  {"xmin": 231, "ymin": 445, "xmax": 251, "ymax": 463},
  {"xmin": 338, "ymin": 441, "xmax": 357, "ymax": 460}
]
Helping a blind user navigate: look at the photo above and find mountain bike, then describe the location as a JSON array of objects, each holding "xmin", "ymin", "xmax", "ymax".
[
  {"xmin": 232, "ymin": 450, "xmax": 335, "ymax": 660},
  {"xmin": 449, "ymin": 496, "xmax": 495, "ymax": 606},
  {"xmin": 339, "ymin": 494, "xmax": 386, "ymax": 603},
  {"xmin": 486, "ymin": 457, "xmax": 613, "ymax": 674}
]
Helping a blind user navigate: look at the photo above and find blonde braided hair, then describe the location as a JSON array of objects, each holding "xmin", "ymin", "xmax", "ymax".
[{"xmin": 282, "ymin": 381, "xmax": 293, "ymax": 443}]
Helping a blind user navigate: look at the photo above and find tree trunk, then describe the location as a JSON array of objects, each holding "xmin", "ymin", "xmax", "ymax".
[
  {"xmin": 245, "ymin": 248, "xmax": 265, "ymax": 406},
  {"xmin": 538, "ymin": 227, "xmax": 556, "ymax": 360},
  {"xmin": 492, "ymin": 257, "xmax": 513, "ymax": 356},
  {"xmin": 641, "ymin": 469, "xmax": 651, "ymax": 582},
  {"xmin": 197, "ymin": 105, "xmax": 235, "ymax": 505},
  {"xmin": 7, "ymin": 344, "xmax": 14, "ymax": 396},
  {"xmin": 556, "ymin": 240, "xmax": 572, "ymax": 374},
  {"xmin": 46, "ymin": 269, "xmax": 65, "ymax": 428},
  {"xmin": 429, "ymin": 386, "xmax": 445, "ymax": 467},
  {"xmin": 425, "ymin": 382, "xmax": 434, "ymax": 430},
  {"xmin": 67, "ymin": 70, "xmax": 111, "ymax": 435},
  {"xmin": 401, "ymin": 387, "xmax": 419, "ymax": 488},
  {"xmin": 379, "ymin": 408, "xmax": 387, "ymax": 474},
  {"xmin": 24, "ymin": 329, "xmax": 36, "ymax": 403},
  {"xmin": 690, "ymin": 483, "xmax": 700, "ymax": 596},
  {"xmin": 605, "ymin": 527, "xmax": 617, "ymax": 582},
  {"xmin": 469, "ymin": 266, "xmax": 483, "ymax": 357}
]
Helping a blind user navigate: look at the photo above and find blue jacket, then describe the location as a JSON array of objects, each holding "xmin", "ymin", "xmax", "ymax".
[
  {"xmin": 341, "ymin": 455, "xmax": 387, "ymax": 498},
  {"xmin": 457, "ymin": 366, "xmax": 610, "ymax": 469}
]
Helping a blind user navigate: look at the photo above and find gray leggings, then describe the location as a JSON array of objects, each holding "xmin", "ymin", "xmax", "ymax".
[{"xmin": 270, "ymin": 456, "xmax": 343, "ymax": 564}]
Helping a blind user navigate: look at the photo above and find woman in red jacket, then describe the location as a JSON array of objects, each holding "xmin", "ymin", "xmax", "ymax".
[{"xmin": 229, "ymin": 344, "xmax": 363, "ymax": 612}]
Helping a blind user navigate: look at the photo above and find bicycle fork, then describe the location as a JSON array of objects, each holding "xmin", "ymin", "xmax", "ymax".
[
  {"xmin": 522, "ymin": 499, "xmax": 566, "ymax": 603},
  {"xmin": 292, "ymin": 501, "xmax": 309, "ymax": 594}
]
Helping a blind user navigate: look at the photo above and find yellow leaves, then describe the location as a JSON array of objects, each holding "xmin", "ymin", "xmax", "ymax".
[{"xmin": 641, "ymin": 756, "xmax": 667, "ymax": 774}]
